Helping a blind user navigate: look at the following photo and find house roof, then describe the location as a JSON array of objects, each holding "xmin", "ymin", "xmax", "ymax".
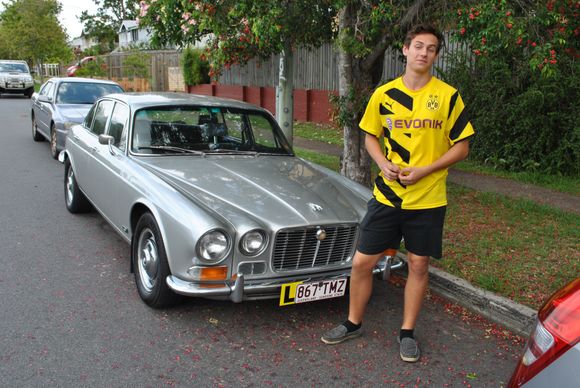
[{"xmin": 119, "ymin": 20, "xmax": 139, "ymax": 33}]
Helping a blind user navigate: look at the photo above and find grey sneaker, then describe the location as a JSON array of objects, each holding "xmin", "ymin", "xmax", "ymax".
[
  {"xmin": 321, "ymin": 323, "xmax": 362, "ymax": 345},
  {"xmin": 399, "ymin": 337, "xmax": 420, "ymax": 362}
]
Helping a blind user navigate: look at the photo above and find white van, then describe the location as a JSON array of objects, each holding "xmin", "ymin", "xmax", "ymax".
[{"xmin": 0, "ymin": 60, "xmax": 35, "ymax": 98}]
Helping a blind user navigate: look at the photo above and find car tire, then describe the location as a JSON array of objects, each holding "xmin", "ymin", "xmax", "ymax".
[
  {"xmin": 64, "ymin": 160, "xmax": 91, "ymax": 213},
  {"xmin": 31, "ymin": 114, "xmax": 43, "ymax": 141},
  {"xmin": 132, "ymin": 213, "xmax": 179, "ymax": 308},
  {"xmin": 50, "ymin": 124, "xmax": 59, "ymax": 159}
]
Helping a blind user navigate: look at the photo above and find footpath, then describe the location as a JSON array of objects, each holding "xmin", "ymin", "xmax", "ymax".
[{"xmin": 293, "ymin": 136, "xmax": 580, "ymax": 337}]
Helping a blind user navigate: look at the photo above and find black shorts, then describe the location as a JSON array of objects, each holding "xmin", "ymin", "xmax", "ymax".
[{"xmin": 357, "ymin": 198, "xmax": 447, "ymax": 259}]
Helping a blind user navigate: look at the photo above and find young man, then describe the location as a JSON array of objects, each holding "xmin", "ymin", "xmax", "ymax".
[{"xmin": 321, "ymin": 24, "xmax": 475, "ymax": 362}]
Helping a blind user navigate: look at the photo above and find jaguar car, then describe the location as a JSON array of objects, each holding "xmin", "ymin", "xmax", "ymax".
[
  {"xmin": 31, "ymin": 77, "xmax": 124, "ymax": 159},
  {"xmin": 60, "ymin": 92, "xmax": 400, "ymax": 308}
]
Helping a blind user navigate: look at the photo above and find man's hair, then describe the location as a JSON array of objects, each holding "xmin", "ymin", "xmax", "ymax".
[{"xmin": 403, "ymin": 24, "xmax": 444, "ymax": 54}]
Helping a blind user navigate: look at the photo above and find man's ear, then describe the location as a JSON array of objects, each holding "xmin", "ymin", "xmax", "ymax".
[{"xmin": 402, "ymin": 45, "xmax": 409, "ymax": 57}]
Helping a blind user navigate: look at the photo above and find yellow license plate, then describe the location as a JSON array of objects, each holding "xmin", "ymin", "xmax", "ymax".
[{"xmin": 279, "ymin": 278, "xmax": 347, "ymax": 306}]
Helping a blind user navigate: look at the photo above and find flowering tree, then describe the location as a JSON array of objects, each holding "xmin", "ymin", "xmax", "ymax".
[{"xmin": 453, "ymin": 0, "xmax": 579, "ymax": 77}]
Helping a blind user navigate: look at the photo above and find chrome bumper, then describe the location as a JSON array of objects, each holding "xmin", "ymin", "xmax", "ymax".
[{"xmin": 166, "ymin": 254, "xmax": 405, "ymax": 303}]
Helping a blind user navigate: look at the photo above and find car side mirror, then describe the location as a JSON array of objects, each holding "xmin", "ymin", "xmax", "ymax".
[
  {"xmin": 99, "ymin": 134, "xmax": 119, "ymax": 156},
  {"xmin": 98, "ymin": 134, "xmax": 114, "ymax": 145}
]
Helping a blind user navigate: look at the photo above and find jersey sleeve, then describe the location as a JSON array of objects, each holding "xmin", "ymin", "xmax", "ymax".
[
  {"xmin": 446, "ymin": 91, "xmax": 475, "ymax": 145},
  {"xmin": 358, "ymin": 88, "xmax": 383, "ymax": 138}
]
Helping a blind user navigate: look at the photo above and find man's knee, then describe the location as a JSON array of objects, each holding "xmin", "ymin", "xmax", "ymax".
[
  {"xmin": 406, "ymin": 254, "xmax": 430, "ymax": 277},
  {"xmin": 352, "ymin": 251, "xmax": 383, "ymax": 273}
]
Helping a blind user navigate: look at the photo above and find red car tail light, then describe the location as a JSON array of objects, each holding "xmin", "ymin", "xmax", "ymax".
[{"xmin": 508, "ymin": 278, "xmax": 580, "ymax": 387}]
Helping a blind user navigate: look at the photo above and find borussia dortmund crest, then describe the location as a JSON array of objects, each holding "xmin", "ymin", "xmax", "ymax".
[{"xmin": 426, "ymin": 94, "xmax": 440, "ymax": 111}]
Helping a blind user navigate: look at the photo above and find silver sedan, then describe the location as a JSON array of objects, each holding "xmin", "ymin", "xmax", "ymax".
[
  {"xmin": 60, "ymin": 92, "xmax": 400, "ymax": 308},
  {"xmin": 31, "ymin": 77, "xmax": 123, "ymax": 158}
]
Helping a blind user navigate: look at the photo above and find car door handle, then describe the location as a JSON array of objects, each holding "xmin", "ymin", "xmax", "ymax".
[{"xmin": 91, "ymin": 146, "xmax": 98, "ymax": 153}]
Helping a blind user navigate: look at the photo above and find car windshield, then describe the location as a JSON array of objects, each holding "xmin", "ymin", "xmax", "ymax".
[
  {"xmin": 56, "ymin": 82, "xmax": 124, "ymax": 104},
  {"xmin": 131, "ymin": 105, "xmax": 293, "ymax": 155},
  {"xmin": 0, "ymin": 63, "xmax": 29, "ymax": 73}
]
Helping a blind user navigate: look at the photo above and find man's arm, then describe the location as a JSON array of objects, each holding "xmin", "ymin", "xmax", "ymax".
[
  {"xmin": 365, "ymin": 133, "xmax": 400, "ymax": 181},
  {"xmin": 399, "ymin": 140, "xmax": 470, "ymax": 185}
]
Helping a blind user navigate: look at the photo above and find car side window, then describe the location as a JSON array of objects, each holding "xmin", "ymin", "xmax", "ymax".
[
  {"xmin": 84, "ymin": 105, "xmax": 97, "ymax": 128},
  {"xmin": 39, "ymin": 82, "xmax": 53, "ymax": 98},
  {"xmin": 91, "ymin": 100, "xmax": 114, "ymax": 136},
  {"xmin": 107, "ymin": 103, "xmax": 129, "ymax": 149}
]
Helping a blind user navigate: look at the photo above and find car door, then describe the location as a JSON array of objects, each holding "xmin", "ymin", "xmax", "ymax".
[
  {"xmin": 33, "ymin": 81, "xmax": 55, "ymax": 137},
  {"xmin": 73, "ymin": 99, "xmax": 115, "ymax": 202},
  {"xmin": 85, "ymin": 101, "xmax": 132, "ymax": 235}
]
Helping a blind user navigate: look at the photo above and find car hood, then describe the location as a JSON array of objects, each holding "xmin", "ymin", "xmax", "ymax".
[
  {"xmin": 57, "ymin": 104, "xmax": 92, "ymax": 122},
  {"xmin": 138, "ymin": 155, "xmax": 369, "ymax": 228}
]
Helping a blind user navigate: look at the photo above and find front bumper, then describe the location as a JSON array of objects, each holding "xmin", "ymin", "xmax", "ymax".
[{"xmin": 166, "ymin": 254, "xmax": 405, "ymax": 303}]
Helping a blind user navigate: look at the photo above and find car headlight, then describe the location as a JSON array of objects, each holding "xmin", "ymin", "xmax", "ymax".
[
  {"xmin": 197, "ymin": 230, "xmax": 230, "ymax": 262},
  {"xmin": 239, "ymin": 230, "xmax": 268, "ymax": 256}
]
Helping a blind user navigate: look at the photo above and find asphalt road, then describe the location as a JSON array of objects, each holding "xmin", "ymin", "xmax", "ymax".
[{"xmin": 0, "ymin": 96, "xmax": 524, "ymax": 387}]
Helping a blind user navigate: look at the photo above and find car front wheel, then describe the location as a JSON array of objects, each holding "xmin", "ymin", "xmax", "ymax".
[
  {"xmin": 31, "ymin": 114, "xmax": 43, "ymax": 141},
  {"xmin": 50, "ymin": 124, "xmax": 58, "ymax": 159},
  {"xmin": 132, "ymin": 213, "xmax": 178, "ymax": 308},
  {"xmin": 64, "ymin": 160, "xmax": 91, "ymax": 213}
]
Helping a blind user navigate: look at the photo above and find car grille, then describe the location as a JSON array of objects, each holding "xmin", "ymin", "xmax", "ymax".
[{"xmin": 272, "ymin": 224, "xmax": 358, "ymax": 272}]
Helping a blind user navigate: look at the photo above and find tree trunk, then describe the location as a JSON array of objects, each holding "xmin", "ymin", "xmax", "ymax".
[
  {"xmin": 338, "ymin": 7, "xmax": 374, "ymax": 187},
  {"xmin": 276, "ymin": 42, "xmax": 294, "ymax": 146}
]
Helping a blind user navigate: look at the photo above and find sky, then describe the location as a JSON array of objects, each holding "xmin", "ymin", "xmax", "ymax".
[{"xmin": 58, "ymin": 0, "xmax": 99, "ymax": 39}]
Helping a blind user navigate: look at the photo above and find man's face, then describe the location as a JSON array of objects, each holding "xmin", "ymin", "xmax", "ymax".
[{"xmin": 402, "ymin": 33, "xmax": 439, "ymax": 73}]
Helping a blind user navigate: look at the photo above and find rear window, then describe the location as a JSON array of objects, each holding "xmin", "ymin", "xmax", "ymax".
[{"xmin": 56, "ymin": 82, "xmax": 124, "ymax": 104}]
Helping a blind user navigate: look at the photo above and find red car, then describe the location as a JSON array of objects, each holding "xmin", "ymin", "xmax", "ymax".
[
  {"xmin": 508, "ymin": 277, "xmax": 580, "ymax": 387},
  {"xmin": 66, "ymin": 56, "xmax": 95, "ymax": 77}
]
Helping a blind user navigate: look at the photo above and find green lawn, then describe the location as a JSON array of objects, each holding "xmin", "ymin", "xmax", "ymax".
[{"xmin": 293, "ymin": 121, "xmax": 580, "ymax": 309}]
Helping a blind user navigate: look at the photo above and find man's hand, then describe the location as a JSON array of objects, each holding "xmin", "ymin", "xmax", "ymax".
[
  {"xmin": 398, "ymin": 166, "xmax": 429, "ymax": 185},
  {"xmin": 379, "ymin": 160, "xmax": 400, "ymax": 181}
]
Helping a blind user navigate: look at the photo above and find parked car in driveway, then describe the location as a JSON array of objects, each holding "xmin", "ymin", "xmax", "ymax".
[
  {"xmin": 31, "ymin": 77, "xmax": 124, "ymax": 158},
  {"xmin": 508, "ymin": 277, "xmax": 580, "ymax": 387},
  {"xmin": 66, "ymin": 56, "xmax": 96, "ymax": 77},
  {"xmin": 60, "ymin": 92, "xmax": 402, "ymax": 308},
  {"xmin": 0, "ymin": 59, "xmax": 34, "ymax": 98}
]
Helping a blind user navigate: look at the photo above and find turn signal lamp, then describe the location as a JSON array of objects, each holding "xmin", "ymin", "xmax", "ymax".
[{"xmin": 188, "ymin": 266, "xmax": 228, "ymax": 282}]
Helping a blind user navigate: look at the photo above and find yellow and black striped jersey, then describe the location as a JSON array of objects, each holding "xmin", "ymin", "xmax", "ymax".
[{"xmin": 359, "ymin": 76, "xmax": 475, "ymax": 209}]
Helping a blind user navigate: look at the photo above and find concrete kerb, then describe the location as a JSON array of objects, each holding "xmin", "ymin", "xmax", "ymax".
[{"xmin": 394, "ymin": 253, "xmax": 538, "ymax": 338}]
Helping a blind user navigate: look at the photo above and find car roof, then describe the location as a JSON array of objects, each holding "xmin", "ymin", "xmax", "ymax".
[
  {"xmin": 103, "ymin": 92, "xmax": 271, "ymax": 113},
  {"xmin": 45, "ymin": 77, "xmax": 121, "ymax": 86}
]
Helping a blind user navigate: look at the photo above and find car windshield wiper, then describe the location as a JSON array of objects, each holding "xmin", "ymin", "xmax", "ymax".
[{"xmin": 137, "ymin": 145, "xmax": 205, "ymax": 155}]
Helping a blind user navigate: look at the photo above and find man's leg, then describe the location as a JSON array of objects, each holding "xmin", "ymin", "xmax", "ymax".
[
  {"xmin": 321, "ymin": 250, "xmax": 383, "ymax": 344},
  {"xmin": 399, "ymin": 251, "xmax": 430, "ymax": 362},
  {"xmin": 348, "ymin": 251, "xmax": 384, "ymax": 324}
]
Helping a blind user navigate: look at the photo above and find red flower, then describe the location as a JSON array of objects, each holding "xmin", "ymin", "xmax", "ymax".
[
  {"xmin": 481, "ymin": 37, "xmax": 487, "ymax": 45},
  {"xmin": 506, "ymin": 23, "xmax": 513, "ymax": 29},
  {"xmin": 473, "ymin": 49, "xmax": 481, "ymax": 56},
  {"xmin": 460, "ymin": 27, "xmax": 466, "ymax": 35},
  {"xmin": 469, "ymin": 13, "xmax": 475, "ymax": 20},
  {"xmin": 531, "ymin": 42, "xmax": 537, "ymax": 47},
  {"xmin": 506, "ymin": 11, "xmax": 512, "ymax": 16},
  {"xmin": 549, "ymin": 59, "xmax": 557, "ymax": 64},
  {"xmin": 516, "ymin": 36, "xmax": 523, "ymax": 45}
]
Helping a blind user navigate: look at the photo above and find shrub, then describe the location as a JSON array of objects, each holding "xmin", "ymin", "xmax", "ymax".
[
  {"xmin": 75, "ymin": 57, "xmax": 107, "ymax": 78},
  {"xmin": 122, "ymin": 50, "xmax": 150, "ymax": 80},
  {"xmin": 181, "ymin": 47, "xmax": 210, "ymax": 86}
]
